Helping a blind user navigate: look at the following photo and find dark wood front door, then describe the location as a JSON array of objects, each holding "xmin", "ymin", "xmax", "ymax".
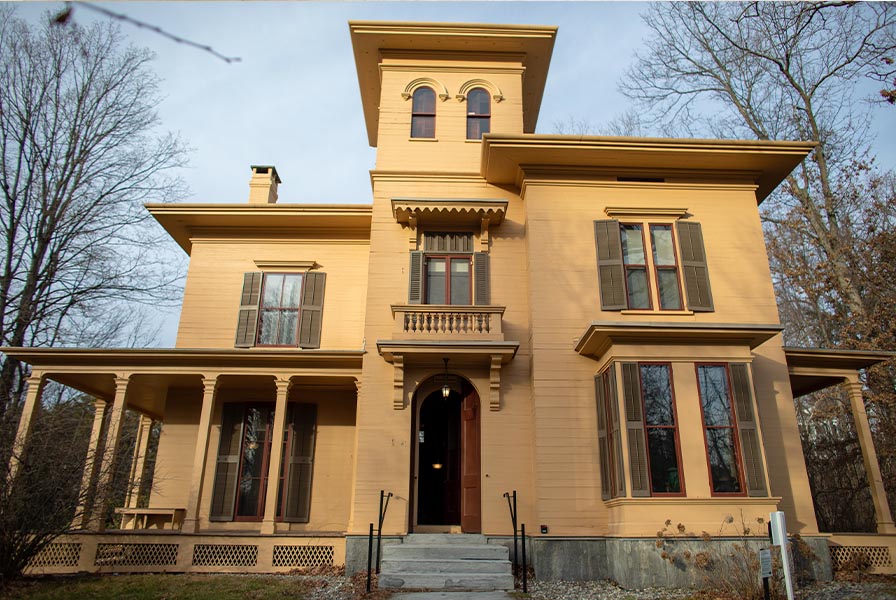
[{"xmin": 461, "ymin": 387, "xmax": 481, "ymax": 533}]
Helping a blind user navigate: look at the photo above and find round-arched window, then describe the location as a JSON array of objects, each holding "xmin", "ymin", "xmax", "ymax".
[
  {"xmin": 411, "ymin": 87, "xmax": 436, "ymax": 138},
  {"xmin": 466, "ymin": 88, "xmax": 490, "ymax": 140}
]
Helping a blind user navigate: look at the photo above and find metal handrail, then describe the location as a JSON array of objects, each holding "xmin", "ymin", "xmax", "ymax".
[
  {"xmin": 503, "ymin": 490, "xmax": 526, "ymax": 592},
  {"xmin": 366, "ymin": 490, "xmax": 393, "ymax": 593}
]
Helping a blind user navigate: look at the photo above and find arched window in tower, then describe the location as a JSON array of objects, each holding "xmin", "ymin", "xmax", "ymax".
[
  {"xmin": 466, "ymin": 88, "xmax": 491, "ymax": 140},
  {"xmin": 411, "ymin": 87, "xmax": 436, "ymax": 138}
]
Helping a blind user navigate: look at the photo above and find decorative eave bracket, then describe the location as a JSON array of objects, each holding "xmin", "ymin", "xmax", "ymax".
[{"xmin": 392, "ymin": 198, "xmax": 507, "ymax": 227}]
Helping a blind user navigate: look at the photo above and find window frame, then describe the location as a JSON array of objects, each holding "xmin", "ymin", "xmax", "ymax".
[
  {"xmin": 695, "ymin": 363, "xmax": 748, "ymax": 497},
  {"xmin": 232, "ymin": 403, "xmax": 279, "ymax": 521},
  {"xmin": 255, "ymin": 272, "xmax": 305, "ymax": 348},
  {"xmin": 424, "ymin": 254, "xmax": 473, "ymax": 306},
  {"xmin": 637, "ymin": 362, "xmax": 686, "ymax": 497},
  {"xmin": 620, "ymin": 222, "xmax": 653, "ymax": 310},
  {"xmin": 648, "ymin": 224, "xmax": 684, "ymax": 311},
  {"xmin": 411, "ymin": 86, "xmax": 436, "ymax": 139},
  {"xmin": 466, "ymin": 87, "xmax": 491, "ymax": 140}
]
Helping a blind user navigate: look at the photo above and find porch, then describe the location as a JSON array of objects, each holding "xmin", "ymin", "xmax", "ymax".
[{"xmin": 3, "ymin": 347, "xmax": 362, "ymax": 562}]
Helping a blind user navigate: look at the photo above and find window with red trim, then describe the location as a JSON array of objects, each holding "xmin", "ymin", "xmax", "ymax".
[
  {"xmin": 257, "ymin": 273, "xmax": 304, "ymax": 346},
  {"xmin": 411, "ymin": 87, "xmax": 436, "ymax": 138},
  {"xmin": 696, "ymin": 364, "xmax": 746, "ymax": 494},
  {"xmin": 649, "ymin": 225, "xmax": 683, "ymax": 310},
  {"xmin": 424, "ymin": 256, "xmax": 472, "ymax": 305},
  {"xmin": 620, "ymin": 224, "xmax": 650, "ymax": 309},
  {"xmin": 466, "ymin": 88, "xmax": 490, "ymax": 140},
  {"xmin": 639, "ymin": 363, "xmax": 684, "ymax": 495}
]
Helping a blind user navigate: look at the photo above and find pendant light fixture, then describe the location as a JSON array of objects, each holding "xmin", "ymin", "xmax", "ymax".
[{"xmin": 441, "ymin": 357, "xmax": 451, "ymax": 399}]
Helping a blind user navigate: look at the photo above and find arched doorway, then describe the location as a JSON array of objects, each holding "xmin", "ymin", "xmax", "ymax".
[{"xmin": 411, "ymin": 377, "xmax": 481, "ymax": 533}]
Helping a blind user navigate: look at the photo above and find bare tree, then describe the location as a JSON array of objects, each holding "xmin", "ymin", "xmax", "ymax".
[
  {"xmin": 619, "ymin": 2, "xmax": 896, "ymax": 531},
  {"xmin": 0, "ymin": 8, "xmax": 187, "ymax": 427}
]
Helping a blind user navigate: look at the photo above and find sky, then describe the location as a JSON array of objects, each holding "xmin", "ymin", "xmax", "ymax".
[{"xmin": 9, "ymin": 2, "xmax": 896, "ymax": 347}]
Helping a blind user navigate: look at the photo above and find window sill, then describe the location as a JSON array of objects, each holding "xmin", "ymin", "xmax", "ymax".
[
  {"xmin": 465, "ymin": 139, "xmax": 483, "ymax": 143},
  {"xmin": 621, "ymin": 309, "xmax": 695, "ymax": 316},
  {"xmin": 409, "ymin": 137, "xmax": 439, "ymax": 142}
]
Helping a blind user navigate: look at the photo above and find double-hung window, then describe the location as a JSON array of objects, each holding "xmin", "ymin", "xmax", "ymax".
[
  {"xmin": 234, "ymin": 271, "xmax": 326, "ymax": 349},
  {"xmin": 594, "ymin": 219, "xmax": 711, "ymax": 312},
  {"xmin": 411, "ymin": 87, "xmax": 436, "ymax": 138},
  {"xmin": 466, "ymin": 88, "xmax": 490, "ymax": 140},
  {"xmin": 408, "ymin": 232, "xmax": 489, "ymax": 306},
  {"xmin": 638, "ymin": 364, "xmax": 683, "ymax": 495}
]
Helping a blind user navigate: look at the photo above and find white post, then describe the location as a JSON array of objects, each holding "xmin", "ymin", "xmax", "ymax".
[{"xmin": 770, "ymin": 511, "xmax": 795, "ymax": 600}]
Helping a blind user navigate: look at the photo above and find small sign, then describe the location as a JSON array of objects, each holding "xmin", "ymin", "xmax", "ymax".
[{"xmin": 759, "ymin": 548, "xmax": 773, "ymax": 579}]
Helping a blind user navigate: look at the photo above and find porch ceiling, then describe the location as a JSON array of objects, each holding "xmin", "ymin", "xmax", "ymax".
[
  {"xmin": 784, "ymin": 347, "xmax": 895, "ymax": 398},
  {"xmin": 575, "ymin": 321, "xmax": 783, "ymax": 359}
]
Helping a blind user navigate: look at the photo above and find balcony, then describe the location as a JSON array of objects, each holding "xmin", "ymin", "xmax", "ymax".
[{"xmin": 391, "ymin": 304, "xmax": 505, "ymax": 341}]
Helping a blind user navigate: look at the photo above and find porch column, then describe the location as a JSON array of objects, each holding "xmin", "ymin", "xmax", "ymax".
[
  {"xmin": 73, "ymin": 399, "xmax": 108, "ymax": 529},
  {"xmin": 6, "ymin": 372, "xmax": 46, "ymax": 483},
  {"xmin": 125, "ymin": 414, "xmax": 153, "ymax": 508},
  {"xmin": 261, "ymin": 377, "xmax": 291, "ymax": 534},
  {"xmin": 89, "ymin": 375, "xmax": 131, "ymax": 532},
  {"xmin": 845, "ymin": 379, "xmax": 896, "ymax": 534},
  {"xmin": 183, "ymin": 376, "xmax": 219, "ymax": 533}
]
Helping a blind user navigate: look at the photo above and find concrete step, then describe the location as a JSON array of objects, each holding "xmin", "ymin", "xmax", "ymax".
[
  {"xmin": 404, "ymin": 533, "xmax": 487, "ymax": 545},
  {"xmin": 378, "ymin": 572, "xmax": 515, "ymax": 591},
  {"xmin": 382, "ymin": 544, "xmax": 508, "ymax": 560},
  {"xmin": 381, "ymin": 558, "xmax": 511, "ymax": 574}
]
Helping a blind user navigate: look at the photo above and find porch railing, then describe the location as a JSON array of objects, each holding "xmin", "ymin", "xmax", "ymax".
[{"xmin": 391, "ymin": 305, "xmax": 505, "ymax": 341}]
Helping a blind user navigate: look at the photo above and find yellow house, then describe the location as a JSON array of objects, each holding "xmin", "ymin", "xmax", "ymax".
[{"xmin": 5, "ymin": 21, "xmax": 895, "ymax": 588}]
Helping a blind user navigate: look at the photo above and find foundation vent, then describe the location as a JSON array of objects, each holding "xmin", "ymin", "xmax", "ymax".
[
  {"xmin": 830, "ymin": 545, "xmax": 893, "ymax": 570},
  {"xmin": 95, "ymin": 543, "xmax": 178, "ymax": 567},
  {"xmin": 192, "ymin": 543, "xmax": 258, "ymax": 567},
  {"xmin": 272, "ymin": 545, "xmax": 335, "ymax": 568},
  {"xmin": 28, "ymin": 543, "xmax": 81, "ymax": 568}
]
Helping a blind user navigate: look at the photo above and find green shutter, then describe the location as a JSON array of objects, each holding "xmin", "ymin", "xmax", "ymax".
[
  {"xmin": 408, "ymin": 251, "xmax": 424, "ymax": 304},
  {"xmin": 730, "ymin": 363, "xmax": 768, "ymax": 497},
  {"xmin": 474, "ymin": 252, "xmax": 490, "ymax": 306},
  {"xmin": 594, "ymin": 220, "xmax": 627, "ymax": 310},
  {"xmin": 607, "ymin": 365, "xmax": 626, "ymax": 498},
  {"xmin": 596, "ymin": 374, "xmax": 611, "ymax": 501},
  {"xmin": 676, "ymin": 221, "xmax": 714, "ymax": 311},
  {"xmin": 622, "ymin": 363, "xmax": 650, "ymax": 497},
  {"xmin": 234, "ymin": 273, "xmax": 262, "ymax": 347},
  {"xmin": 298, "ymin": 272, "xmax": 326, "ymax": 348},
  {"xmin": 284, "ymin": 403, "xmax": 317, "ymax": 522},
  {"xmin": 210, "ymin": 403, "xmax": 244, "ymax": 521}
]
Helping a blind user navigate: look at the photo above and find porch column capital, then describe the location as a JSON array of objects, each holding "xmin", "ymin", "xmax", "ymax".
[
  {"xmin": 844, "ymin": 380, "xmax": 896, "ymax": 534},
  {"xmin": 201, "ymin": 375, "xmax": 220, "ymax": 394},
  {"xmin": 274, "ymin": 377, "xmax": 293, "ymax": 395}
]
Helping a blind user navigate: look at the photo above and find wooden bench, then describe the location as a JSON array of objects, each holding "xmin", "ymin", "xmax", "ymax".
[{"xmin": 115, "ymin": 507, "xmax": 186, "ymax": 531}]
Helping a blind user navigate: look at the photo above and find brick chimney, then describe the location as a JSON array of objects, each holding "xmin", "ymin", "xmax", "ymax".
[{"xmin": 248, "ymin": 165, "xmax": 281, "ymax": 204}]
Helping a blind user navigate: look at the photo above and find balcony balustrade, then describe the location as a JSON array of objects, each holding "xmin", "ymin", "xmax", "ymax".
[{"xmin": 391, "ymin": 305, "xmax": 505, "ymax": 341}]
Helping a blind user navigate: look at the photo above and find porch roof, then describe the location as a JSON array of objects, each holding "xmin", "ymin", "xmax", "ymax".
[
  {"xmin": 1, "ymin": 347, "xmax": 364, "ymax": 419},
  {"xmin": 783, "ymin": 347, "xmax": 896, "ymax": 397},
  {"xmin": 575, "ymin": 321, "xmax": 783, "ymax": 359}
]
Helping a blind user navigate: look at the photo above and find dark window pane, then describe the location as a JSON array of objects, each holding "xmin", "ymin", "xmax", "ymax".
[
  {"xmin": 657, "ymin": 269, "xmax": 682, "ymax": 310},
  {"xmin": 620, "ymin": 225, "xmax": 645, "ymax": 264},
  {"xmin": 651, "ymin": 225, "xmax": 676, "ymax": 266},
  {"xmin": 467, "ymin": 88, "xmax": 490, "ymax": 115},
  {"xmin": 236, "ymin": 479, "xmax": 260, "ymax": 517},
  {"xmin": 412, "ymin": 87, "xmax": 436, "ymax": 113},
  {"xmin": 647, "ymin": 428, "xmax": 680, "ymax": 493},
  {"xmin": 426, "ymin": 258, "xmax": 446, "ymax": 304},
  {"xmin": 411, "ymin": 115, "xmax": 435, "ymax": 138},
  {"xmin": 262, "ymin": 274, "xmax": 284, "ymax": 308},
  {"xmin": 698, "ymin": 366, "xmax": 732, "ymax": 426},
  {"xmin": 466, "ymin": 117, "xmax": 489, "ymax": 140},
  {"xmin": 705, "ymin": 428, "xmax": 742, "ymax": 493},
  {"xmin": 641, "ymin": 365, "xmax": 674, "ymax": 426},
  {"xmin": 626, "ymin": 268, "xmax": 650, "ymax": 309},
  {"xmin": 450, "ymin": 259, "xmax": 471, "ymax": 305}
]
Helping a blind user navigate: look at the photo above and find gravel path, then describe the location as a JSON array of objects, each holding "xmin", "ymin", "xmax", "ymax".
[{"xmin": 297, "ymin": 576, "xmax": 896, "ymax": 600}]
